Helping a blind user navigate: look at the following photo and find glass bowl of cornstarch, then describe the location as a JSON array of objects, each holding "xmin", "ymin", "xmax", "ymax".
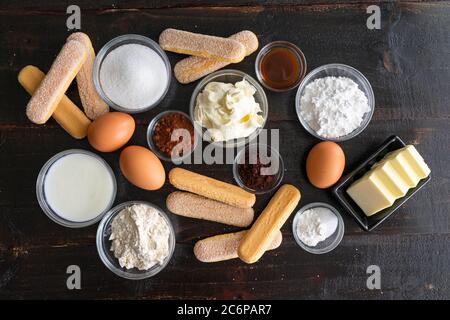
[{"xmin": 295, "ymin": 63, "xmax": 374, "ymax": 141}]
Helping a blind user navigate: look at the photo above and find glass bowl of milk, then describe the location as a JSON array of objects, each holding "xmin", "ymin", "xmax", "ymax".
[{"xmin": 36, "ymin": 149, "xmax": 117, "ymax": 228}]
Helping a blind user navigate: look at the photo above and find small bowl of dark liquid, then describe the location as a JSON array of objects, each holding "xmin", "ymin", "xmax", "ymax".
[{"xmin": 255, "ymin": 41, "xmax": 307, "ymax": 92}]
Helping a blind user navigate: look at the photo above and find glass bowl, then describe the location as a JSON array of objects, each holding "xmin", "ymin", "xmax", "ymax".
[
  {"xmin": 292, "ymin": 202, "xmax": 344, "ymax": 254},
  {"xmin": 295, "ymin": 63, "xmax": 375, "ymax": 141},
  {"xmin": 36, "ymin": 149, "xmax": 117, "ymax": 228},
  {"xmin": 255, "ymin": 41, "xmax": 307, "ymax": 92},
  {"xmin": 96, "ymin": 201, "xmax": 176, "ymax": 280},
  {"xmin": 147, "ymin": 110, "xmax": 199, "ymax": 164},
  {"xmin": 189, "ymin": 69, "xmax": 268, "ymax": 149},
  {"xmin": 93, "ymin": 34, "xmax": 171, "ymax": 113},
  {"xmin": 233, "ymin": 143, "xmax": 284, "ymax": 195}
]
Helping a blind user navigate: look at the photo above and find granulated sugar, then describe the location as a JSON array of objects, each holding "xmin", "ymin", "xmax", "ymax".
[
  {"xmin": 300, "ymin": 76, "xmax": 370, "ymax": 139},
  {"xmin": 100, "ymin": 43, "xmax": 168, "ymax": 110}
]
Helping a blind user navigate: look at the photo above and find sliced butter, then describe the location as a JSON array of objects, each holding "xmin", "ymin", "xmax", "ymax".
[
  {"xmin": 347, "ymin": 172, "xmax": 395, "ymax": 216},
  {"xmin": 347, "ymin": 145, "xmax": 430, "ymax": 217},
  {"xmin": 372, "ymin": 161, "xmax": 409, "ymax": 198}
]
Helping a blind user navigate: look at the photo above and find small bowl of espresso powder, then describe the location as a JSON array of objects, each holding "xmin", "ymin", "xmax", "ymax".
[
  {"xmin": 147, "ymin": 111, "xmax": 196, "ymax": 162},
  {"xmin": 233, "ymin": 143, "xmax": 284, "ymax": 194}
]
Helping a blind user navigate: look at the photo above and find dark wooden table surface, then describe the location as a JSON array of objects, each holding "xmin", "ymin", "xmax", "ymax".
[{"xmin": 1, "ymin": 0, "xmax": 449, "ymax": 300}]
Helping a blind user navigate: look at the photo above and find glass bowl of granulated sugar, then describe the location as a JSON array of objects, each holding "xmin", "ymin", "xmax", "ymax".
[
  {"xmin": 295, "ymin": 63, "xmax": 374, "ymax": 142},
  {"xmin": 93, "ymin": 34, "xmax": 171, "ymax": 113}
]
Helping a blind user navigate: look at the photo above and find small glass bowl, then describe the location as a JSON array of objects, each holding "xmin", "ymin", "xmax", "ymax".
[
  {"xmin": 233, "ymin": 143, "xmax": 284, "ymax": 195},
  {"xmin": 96, "ymin": 201, "xmax": 176, "ymax": 280},
  {"xmin": 147, "ymin": 110, "xmax": 199, "ymax": 163},
  {"xmin": 36, "ymin": 149, "xmax": 117, "ymax": 228},
  {"xmin": 93, "ymin": 34, "xmax": 171, "ymax": 113},
  {"xmin": 255, "ymin": 41, "xmax": 307, "ymax": 92},
  {"xmin": 295, "ymin": 63, "xmax": 374, "ymax": 142},
  {"xmin": 189, "ymin": 69, "xmax": 268, "ymax": 149},
  {"xmin": 292, "ymin": 202, "xmax": 344, "ymax": 254}
]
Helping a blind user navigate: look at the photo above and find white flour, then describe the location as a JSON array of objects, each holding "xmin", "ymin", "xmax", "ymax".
[
  {"xmin": 296, "ymin": 207, "xmax": 338, "ymax": 247},
  {"xmin": 110, "ymin": 204, "xmax": 170, "ymax": 270},
  {"xmin": 300, "ymin": 76, "xmax": 370, "ymax": 138}
]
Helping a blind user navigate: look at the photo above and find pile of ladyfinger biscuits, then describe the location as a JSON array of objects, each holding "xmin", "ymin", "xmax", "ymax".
[
  {"xmin": 159, "ymin": 28, "xmax": 259, "ymax": 84},
  {"xmin": 19, "ymin": 32, "xmax": 108, "ymax": 138},
  {"xmin": 167, "ymin": 168, "xmax": 301, "ymax": 264}
]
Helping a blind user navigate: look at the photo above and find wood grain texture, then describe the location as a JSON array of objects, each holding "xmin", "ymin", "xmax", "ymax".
[{"xmin": 0, "ymin": 1, "xmax": 449, "ymax": 299}]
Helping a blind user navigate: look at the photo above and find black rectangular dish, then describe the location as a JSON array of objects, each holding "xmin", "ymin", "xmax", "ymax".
[{"xmin": 333, "ymin": 135, "xmax": 431, "ymax": 231}]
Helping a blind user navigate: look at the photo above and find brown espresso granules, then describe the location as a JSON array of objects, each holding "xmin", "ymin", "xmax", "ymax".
[{"xmin": 152, "ymin": 113, "xmax": 194, "ymax": 157}]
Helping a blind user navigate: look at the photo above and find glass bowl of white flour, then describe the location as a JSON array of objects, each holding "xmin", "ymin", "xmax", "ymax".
[
  {"xmin": 292, "ymin": 202, "xmax": 344, "ymax": 254},
  {"xmin": 96, "ymin": 201, "xmax": 175, "ymax": 280},
  {"xmin": 295, "ymin": 64, "xmax": 374, "ymax": 141}
]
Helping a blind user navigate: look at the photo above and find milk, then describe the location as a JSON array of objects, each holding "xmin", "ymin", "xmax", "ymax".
[{"xmin": 44, "ymin": 153, "xmax": 114, "ymax": 222}]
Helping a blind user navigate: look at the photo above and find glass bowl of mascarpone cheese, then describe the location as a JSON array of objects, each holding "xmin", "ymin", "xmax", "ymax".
[
  {"xmin": 96, "ymin": 201, "xmax": 175, "ymax": 280},
  {"xmin": 295, "ymin": 63, "xmax": 375, "ymax": 142},
  {"xmin": 292, "ymin": 202, "xmax": 345, "ymax": 254},
  {"xmin": 189, "ymin": 69, "xmax": 268, "ymax": 149}
]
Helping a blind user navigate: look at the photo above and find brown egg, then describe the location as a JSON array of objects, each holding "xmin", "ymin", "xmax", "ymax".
[
  {"xmin": 119, "ymin": 146, "xmax": 165, "ymax": 190},
  {"xmin": 306, "ymin": 141, "xmax": 345, "ymax": 189},
  {"xmin": 88, "ymin": 112, "xmax": 135, "ymax": 152}
]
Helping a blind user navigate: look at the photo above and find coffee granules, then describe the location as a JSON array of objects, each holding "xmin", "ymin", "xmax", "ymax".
[
  {"xmin": 152, "ymin": 113, "xmax": 194, "ymax": 157},
  {"xmin": 238, "ymin": 153, "xmax": 277, "ymax": 191}
]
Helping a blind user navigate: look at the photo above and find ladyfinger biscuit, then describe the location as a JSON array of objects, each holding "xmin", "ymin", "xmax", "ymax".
[
  {"xmin": 238, "ymin": 185, "xmax": 301, "ymax": 264},
  {"xmin": 67, "ymin": 32, "xmax": 109, "ymax": 120},
  {"xmin": 194, "ymin": 230, "xmax": 282, "ymax": 263},
  {"xmin": 166, "ymin": 191, "xmax": 254, "ymax": 227},
  {"xmin": 159, "ymin": 28, "xmax": 246, "ymax": 63},
  {"xmin": 174, "ymin": 30, "xmax": 259, "ymax": 84},
  {"xmin": 169, "ymin": 168, "xmax": 256, "ymax": 209},
  {"xmin": 18, "ymin": 65, "xmax": 91, "ymax": 139},
  {"xmin": 26, "ymin": 39, "xmax": 88, "ymax": 124}
]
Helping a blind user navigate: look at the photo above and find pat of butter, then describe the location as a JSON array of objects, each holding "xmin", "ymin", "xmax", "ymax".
[
  {"xmin": 347, "ymin": 172, "xmax": 395, "ymax": 216},
  {"xmin": 347, "ymin": 145, "xmax": 430, "ymax": 217}
]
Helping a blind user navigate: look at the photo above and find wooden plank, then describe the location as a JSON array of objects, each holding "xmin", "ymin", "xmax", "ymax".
[
  {"xmin": 0, "ymin": 1, "xmax": 399, "ymax": 11},
  {"xmin": 1, "ymin": 233, "xmax": 449, "ymax": 299}
]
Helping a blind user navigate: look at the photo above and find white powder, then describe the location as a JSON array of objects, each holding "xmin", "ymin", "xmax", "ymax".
[
  {"xmin": 100, "ymin": 44, "xmax": 168, "ymax": 110},
  {"xmin": 300, "ymin": 76, "xmax": 370, "ymax": 138},
  {"xmin": 110, "ymin": 204, "xmax": 171, "ymax": 270},
  {"xmin": 296, "ymin": 207, "xmax": 338, "ymax": 247}
]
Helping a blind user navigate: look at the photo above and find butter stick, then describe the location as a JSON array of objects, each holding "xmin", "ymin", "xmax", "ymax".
[
  {"xmin": 238, "ymin": 184, "xmax": 301, "ymax": 264},
  {"xmin": 168, "ymin": 168, "xmax": 256, "ymax": 209}
]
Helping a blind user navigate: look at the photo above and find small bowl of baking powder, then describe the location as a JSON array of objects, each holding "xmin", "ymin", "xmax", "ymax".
[
  {"xmin": 295, "ymin": 63, "xmax": 374, "ymax": 141},
  {"xmin": 292, "ymin": 202, "xmax": 344, "ymax": 254},
  {"xmin": 93, "ymin": 34, "xmax": 171, "ymax": 113}
]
